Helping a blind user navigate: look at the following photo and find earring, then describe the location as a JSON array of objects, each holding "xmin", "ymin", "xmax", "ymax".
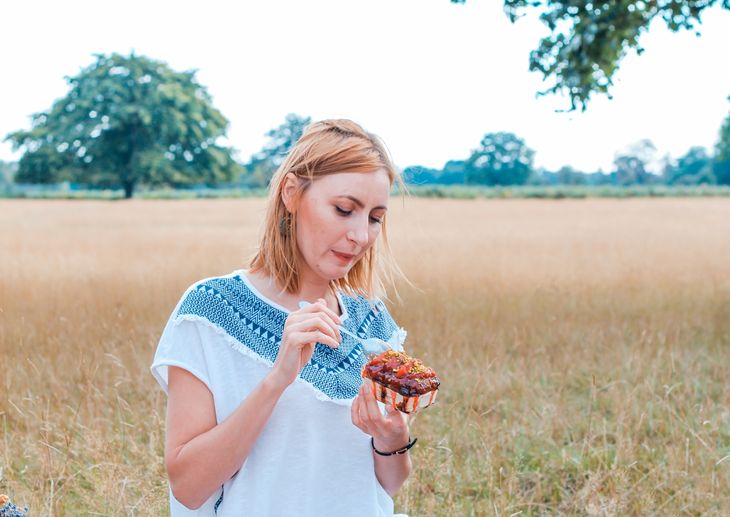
[{"xmin": 279, "ymin": 214, "xmax": 291, "ymax": 237}]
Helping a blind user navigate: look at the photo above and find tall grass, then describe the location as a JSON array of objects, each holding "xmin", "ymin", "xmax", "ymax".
[{"xmin": 1, "ymin": 198, "xmax": 729, "ymax": 515}]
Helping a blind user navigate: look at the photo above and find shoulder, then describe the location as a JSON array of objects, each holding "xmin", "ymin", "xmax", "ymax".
[
  {"xmin": 173, "ymin": 270, "xmax": 248, "ymax": 320},
  {"xmin": 184, "ymin": 269, "xmax": 245, "ymax": 296}
]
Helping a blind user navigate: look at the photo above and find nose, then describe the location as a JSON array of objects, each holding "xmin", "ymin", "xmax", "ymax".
[{"xmin": 346, "ymin": 216, "xmax": 369, "ymax": 247}]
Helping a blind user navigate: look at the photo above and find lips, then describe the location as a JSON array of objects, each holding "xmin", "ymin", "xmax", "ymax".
[{"xmin": 332, "ymin": 250, "xmax": 356, "ymax": 261}]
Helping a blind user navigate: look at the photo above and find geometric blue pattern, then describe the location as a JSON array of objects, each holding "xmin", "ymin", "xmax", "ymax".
[{"xmin": 176, "ymin": 273, "xmax": 399, "ymax": 401}]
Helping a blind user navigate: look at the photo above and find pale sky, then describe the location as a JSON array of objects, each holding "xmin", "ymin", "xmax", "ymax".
[{"xmin": 1, "ymin": 0, "xmax": 729, "ymax": 173}]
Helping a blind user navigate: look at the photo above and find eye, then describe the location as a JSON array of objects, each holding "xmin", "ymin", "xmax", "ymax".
[
  {"xmin": 369, "ymin": 216, "xmax": 383, "ymax": 225},
  {"xmin": 335, "ymin": 205, "xmax": 352, "ymax": 216}
]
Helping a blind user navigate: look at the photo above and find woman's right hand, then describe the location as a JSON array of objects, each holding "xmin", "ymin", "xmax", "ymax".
[{"xmin": 269, "ymin": 298, "xmax": 342, "ymax": 388}]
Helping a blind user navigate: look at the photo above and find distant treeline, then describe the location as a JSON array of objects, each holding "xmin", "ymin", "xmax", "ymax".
[
  {"xmin": 4, "ymin": 129, "xmax": 728, "ymax": 197},
  {"xmin": 4, "ymin": 53, "xmax": 729, "ymax": 198},
  {"xmin": 404, "ymin": 136, "xmax": 729, "ymax": 188}
]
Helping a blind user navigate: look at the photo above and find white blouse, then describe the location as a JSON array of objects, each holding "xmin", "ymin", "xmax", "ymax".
[{"xmin": 151, "ymin": 270, "xmax": 408, "ymax": 517}]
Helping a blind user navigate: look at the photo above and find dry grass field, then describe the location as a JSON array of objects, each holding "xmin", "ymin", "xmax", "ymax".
[{"xmin": 1, "ymin": 197, "xmax": 730, "ymax": 516}]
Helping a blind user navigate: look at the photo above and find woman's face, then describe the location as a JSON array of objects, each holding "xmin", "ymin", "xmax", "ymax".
[{"xmin": 289, "ymin": 169, "xmax": 391, "ymax": 284}]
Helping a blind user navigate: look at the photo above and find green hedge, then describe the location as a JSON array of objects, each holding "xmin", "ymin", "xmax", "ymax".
[
  {"xmin": 399, "ymin": 185, "xmax": 730, "ymax": 199},
  {"xmin": 2, "ymin": 184, "xmax": 730, "ymax": 200}
]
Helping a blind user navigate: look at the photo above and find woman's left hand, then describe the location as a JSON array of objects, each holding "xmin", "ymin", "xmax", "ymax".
[{"xmin": 351, "ymin": 384, "xmax": 410, "ymax": 452}]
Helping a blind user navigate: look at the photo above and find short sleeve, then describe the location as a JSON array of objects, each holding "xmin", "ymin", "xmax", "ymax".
[{"xmin": 150, "ymin": 316, "xmax": 213, "ymax": 395}]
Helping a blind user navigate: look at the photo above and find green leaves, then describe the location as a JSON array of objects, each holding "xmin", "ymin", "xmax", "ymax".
[
  {"xmin": 465, "ymin": 132, "xmax": 535, "ymax": 185},
  {"xmin": 242, "ymin": 113, "xmax": 312, "ymax": 187},
  {"xmin": 457, "ymin": 1, "xmax": 729, "ymax": 111},
  {"xmin": 713, "ymin": 97, "xmax": 730, "ymax": 184},
  {"xmin": 4, "ymin": 52, "xmax": 242, "ymax": 197}
]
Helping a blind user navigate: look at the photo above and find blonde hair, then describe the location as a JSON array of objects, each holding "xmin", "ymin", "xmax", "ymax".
[{"xmin": 249, "ymin": 119, "xmax": 406, "ymax": 299}]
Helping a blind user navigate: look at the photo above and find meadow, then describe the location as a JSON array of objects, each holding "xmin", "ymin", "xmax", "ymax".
[{"xmin": 1, "ymin": 198, "xmax": 729, "ymax": 515}]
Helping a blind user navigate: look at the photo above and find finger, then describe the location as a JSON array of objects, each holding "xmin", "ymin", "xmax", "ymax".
[
  {"xmin": 315, "ymin": 298, "xmax": 343, "ymax": 326},
  {"xmin": 297, "ymin": 300, "xmax": 342, "ymax": 326},
  {"xmin": 288, "ymin": 330, "xmax": 339, "ymax": 350},
  {"xmin": 309, "ymin": 307, "xmax": 342, "ymax": 342},
  {"xmin": 288, "ymin": 301, "xmax": 342, "ymax": 342},
  {"xmin": 384, "ymin": 403, "xmax": 401, "ymax": 417},
  {"xmin": 357, "ymin": 387, "xmax": 375, "ymax": 430},
  {"xmin": 384, "ymin": 403, "xmax": 408, "ymax": 424},
  {"xmin": 351, "ymin": 392, "xmax": 360, "ymax": 426},
  {"xmin": 303, "ymin": 301, "xmax": 342, "ymax": 342},
  {"xmin": 286, "ymin": 317, "xmax": 332, "ymax": 339},
  {"xmin": 361, "ymin": 383, "xmax": 387, "ymax": 424},
  {"xmin": 363, "ymin": 382, "xmax": 383, "ymax": 417},
  {"xmin": 286, "ymin": 318, "xmax": 340, "ymax": 346},
  {"xmin": 285, "ymin": 308, "xmax": 328, "ymax": 328},
  {"xmin": 351, "ymin": 391, "xmax": 369, "ymax": 433},
  {"xmin": 297, "ymin": 313, "xmax": 341, "ymax": 342}
]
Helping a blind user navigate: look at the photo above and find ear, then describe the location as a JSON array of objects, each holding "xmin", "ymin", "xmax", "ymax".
[{"xmin": 281, "ymin": 173, "xmax": 300, "ymax": 212}]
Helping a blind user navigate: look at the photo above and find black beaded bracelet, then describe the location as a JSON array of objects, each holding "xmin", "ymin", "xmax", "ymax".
[{"xmin": 371, "ymin": 436, "xmax": 418, "ymax": 456}]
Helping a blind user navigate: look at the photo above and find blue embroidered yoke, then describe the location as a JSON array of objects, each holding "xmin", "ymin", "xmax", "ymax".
[{"xmin": 176, "ymin": 273, "xmax": 400, "ymax": 401}]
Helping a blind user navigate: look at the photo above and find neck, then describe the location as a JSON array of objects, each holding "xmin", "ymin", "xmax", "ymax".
[
  {"xmin": 296, "ymin": 267, "xmax": 336, "ymax": 306},
  {"xmin": 246, "ymin": 267, "xmax": 339, "ymax": 314}
]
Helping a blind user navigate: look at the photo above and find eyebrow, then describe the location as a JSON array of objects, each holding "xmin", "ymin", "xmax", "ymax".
[{"xmin": 337, "ymin": 195, "xmax": 387, "ymax": 211}]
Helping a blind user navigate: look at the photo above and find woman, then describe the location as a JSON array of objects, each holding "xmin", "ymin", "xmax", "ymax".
[{"xmin": 151, "ymin": 119, "xmax": 413, "ymax": 516}]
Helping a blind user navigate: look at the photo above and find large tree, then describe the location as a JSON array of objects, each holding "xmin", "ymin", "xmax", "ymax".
[
  {"xmin": 663, "ymin": 146, "xmax": 715, "ymax": 185},
  {"xmin": 244, "ymin": 113, "xmax": 311, "ymax": 187},
  {"xmin": 714, "ymin": 99, "xmax": 730, "ymax": 185},
  {"xmin": 5, "ymin": 53, "xmax": 241, "ymax": 198},
  {"xmin": 613, "ymin": 139, "xmax": 659, "ymax": 185},
  {"xmin": 403, "ymin": 160, "xmax": 466, "ymax": 185},
  {"xmin": 556, "ymin": 165, "xmax": 588, "ymax": 185},
  {"xmin": 465, "ymin": 132, "xmax": 535, "ymax": 185},
  {"xmin": 451, "ymin": 0, "xmax": 729, "ymax": 111},
  {"xmin": 0, "ymin": 160, "xmax": 17, "ymax": 187}
]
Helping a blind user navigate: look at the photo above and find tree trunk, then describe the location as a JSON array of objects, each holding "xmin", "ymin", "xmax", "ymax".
[{"xmin": 123, "ymin": 181, "xmax": 134, "ymax": 199}]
